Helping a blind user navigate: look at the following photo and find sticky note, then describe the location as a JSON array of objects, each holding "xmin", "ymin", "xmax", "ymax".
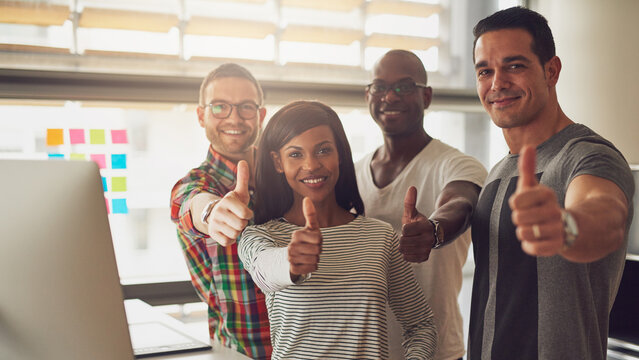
[
  {"xmin": 111, "ymin": 177, "xmax": 127, "ymax": 192},
  {"xmin": 69, "ymin": 129, "xmax": 85, "ymax": 144},
  {"xmin": 90, "ymin": 154, "xmax": 106, "ymax": 169},
  {"xmin": 48, "ymin": 153, "xmax": 64, "ymax": 159},
  {"xmin": 90, "ymin": 129, "xmax": 106, "ymax": 144},
  {"xmin": 105, "ymin": 197, "xmax": 110, "ymax": 214},
  {"xmin": 102, "ymin": 177, "xmax": 108, "ymax": 192},
  {"xmin": 111, "ymin": 154, "xmax": 127, "ymax": 169},
  {"xmin": 111, "ymin": 129, "xmax": 128, "ymax": 144},
  {"xmin": 112, "ymin": 198, "xmax": 128, "ymax": 214},
  {"xmin": 70, "ymin": 153, "xmax": 86, "ymax": 161},
  {"xmin": 46, "ymin": 129, "xmax": 64, "ymax": 146}
]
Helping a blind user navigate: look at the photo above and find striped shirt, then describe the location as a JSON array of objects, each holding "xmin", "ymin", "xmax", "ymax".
[
  {"xmin": 170, "ymin": 145, "xmax": 272, "ymax": 359},
  {"xmin": 239, "ymin": 216, "xmax": 437, "ymax": 360}
]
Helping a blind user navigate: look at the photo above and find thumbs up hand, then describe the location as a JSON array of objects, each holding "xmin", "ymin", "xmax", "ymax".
[
  {"xmin": 207, "ymin": 160, "xmax": 254, "ymax": 247},
  {"xmin": 399, "ymin": 186, "xmax": 435, "ymax": 263},
  {"xmin": 288, "ymin": 197, "xmax": 323, "ymax": 277},
  {"xmin": 508, "ymin": 145, "xmax": 564, "ymax": 256}
]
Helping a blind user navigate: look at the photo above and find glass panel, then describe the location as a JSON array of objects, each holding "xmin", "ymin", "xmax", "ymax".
[
  {"xmin": 498, "ymin": 0, "xmax": 524, "ymax": 10},
  {"xmin": 185, "ymin": 0, "xmax": 276, "ymax": 22},
  {"xmin": 364, "ymin": 46, "xmax": 438, "ymax": 71},
  {"xmin": 0, "ymin": 22, "xmax": 72, "ymax": 49},
  {"xmin": 280, "ymin": 41, "xmax": 360, "ymax": 66},
  {"xmin": 185, "ymin": 34, "xmax": 275, "ymax": 61},
  {"xmin": 365, "ymin": 13, "xmax": 438, "ymax": 38},
  {"xmin": 281, "ymin": 6, "xmax": 360, "ymax": 28},
  {"xmin": 78, "ymin": 27, "xmax": 180, "ymax": 55}
]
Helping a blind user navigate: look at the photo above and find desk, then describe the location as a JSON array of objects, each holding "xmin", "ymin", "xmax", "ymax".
[{"xmin": 124, "ymin": 299, "xmax": 251, "ymax": 360}]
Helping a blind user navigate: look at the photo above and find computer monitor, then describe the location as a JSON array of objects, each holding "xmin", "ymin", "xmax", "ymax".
[{"xmin": 0, "ymin": 160, "xmax": 135, "ymax": 360}]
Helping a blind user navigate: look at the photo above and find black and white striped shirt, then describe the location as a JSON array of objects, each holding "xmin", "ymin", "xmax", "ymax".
[{"xmin": 239, "ymin": 215, "xmax": 437, "ymax": 360}]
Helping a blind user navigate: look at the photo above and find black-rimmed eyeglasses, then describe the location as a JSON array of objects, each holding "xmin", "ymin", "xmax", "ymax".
[
  {"xmin": 205, "ymin": 101, "xmax": 260, "ymax": 120},
  {"xmin": 365, "ymin": 80, "xmax": 428, "ymax": 97}
]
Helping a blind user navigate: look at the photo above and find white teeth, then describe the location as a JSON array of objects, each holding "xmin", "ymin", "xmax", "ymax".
[
  {"xmin": 302, "ymin": 177, "xmax": 324, "ymax": 184},
  {"xmin": 222, "ymin": 130, "xmax": 243, "ymax": 135},
  {"xmin": 384, "ymin": 111, "xmax": 401, "ymax": 115}
]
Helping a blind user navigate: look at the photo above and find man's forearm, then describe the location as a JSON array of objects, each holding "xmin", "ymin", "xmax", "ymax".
[
  {"xmin": 190, "ymin": 193, "xmax": 222, "ymax": 235},
  {"xmin": 561, "ymin": 195, "xmax": 628, "ymax": 263},
  {"xmin": 430, "ymin": 181, "xmax": 480, "ymax": 245},
  {"xmin": 560, "ymin": 174, "xmax": 630, "ymax": 263}
]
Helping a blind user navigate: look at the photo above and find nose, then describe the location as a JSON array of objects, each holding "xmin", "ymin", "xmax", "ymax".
[
  {"xmin": 381, "ymin": 88, "xmax": 401, "ymax": 103},
  {"xmin": 491, "ymin": 70, "xmax": 510, "ymax": 91},
  {"xmin": 226, "ymin": 105, "xmax": 243, "ymax": 123},
  {"xmin": 302, "ymin": 155, "xmax": 322, "ymax": 171}
]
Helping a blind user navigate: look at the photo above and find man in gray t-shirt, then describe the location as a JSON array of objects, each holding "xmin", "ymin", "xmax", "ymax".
[{"xmin": 469, "ymin": 7, "xmax": 634, "ymax": 360}]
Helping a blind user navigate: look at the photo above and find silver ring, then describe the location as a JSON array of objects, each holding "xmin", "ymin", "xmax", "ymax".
[{"xmin": 532, "ymin": 224, "xmax": 541, "ymax": 239}]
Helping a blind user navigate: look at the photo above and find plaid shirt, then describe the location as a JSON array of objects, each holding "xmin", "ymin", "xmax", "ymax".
[{"xmin": 170, "ymin": 146, "xmax": 271, "ymax": 360}]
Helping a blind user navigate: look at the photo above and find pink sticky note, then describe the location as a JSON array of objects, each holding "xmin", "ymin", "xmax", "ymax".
[
  {"xmin": 69, "ymin": 129, "xmax": 86, "ymax": 144},
  {"xmin": 111, "ymin": 129, "xmax": 128, "ymax": 144},
  {"xmin": 105, "ymin": 197, "xmax": 110, "ymax": 214},
  {"xmin": 90, "ymin": 154, "xmax": 106, "ymax": 169}
]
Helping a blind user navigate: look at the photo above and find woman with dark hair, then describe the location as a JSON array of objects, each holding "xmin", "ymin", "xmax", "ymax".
[{"xmin": 238, "ymin": 100, "xmax": 437, "ymax": 359}]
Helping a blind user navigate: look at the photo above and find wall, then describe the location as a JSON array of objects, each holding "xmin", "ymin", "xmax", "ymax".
[{"xmin": 534, "ymin": 0, "xmax": 639, "ymax": 164}]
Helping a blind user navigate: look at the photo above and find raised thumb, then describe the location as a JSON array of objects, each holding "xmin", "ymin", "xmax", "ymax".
[
  {"xmin": 234, "ymin": 160, "xmax": 250, "ymax": 204},
  {"xmin": 517, "ymin": 145, "xmax": 538, "ymax": 191},
  {"xmin": 403, "ymin": 186, "xmax": 418, "ymax": 224},
  {"xmin": 302, "ymin": 197, "xmax": 319, "ymax": 230}
]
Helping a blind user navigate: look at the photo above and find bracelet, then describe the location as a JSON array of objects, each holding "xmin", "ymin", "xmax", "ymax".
[{"xmin": 201, "ymin": 199, "xmax": 220, "ymax": 225}]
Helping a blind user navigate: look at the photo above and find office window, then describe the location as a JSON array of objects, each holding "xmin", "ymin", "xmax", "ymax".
[{"xmin": 0, "ymin": 0, "xmax": 507, "ymax": 296}]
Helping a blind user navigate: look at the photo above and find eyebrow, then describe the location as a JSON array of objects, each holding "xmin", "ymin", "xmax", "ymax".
[
  {"xmin": 283, "ymin": 140, "xmax": 333, "ymax": 151},
  {"xmin": 475, "ymin": 55, "xmax": 533, "ymax": 69}
]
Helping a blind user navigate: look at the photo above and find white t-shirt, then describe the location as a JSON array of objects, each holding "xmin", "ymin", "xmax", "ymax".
[{"xmin": 355, "ymin": 139, "xmax": 487, "ymax": 360}]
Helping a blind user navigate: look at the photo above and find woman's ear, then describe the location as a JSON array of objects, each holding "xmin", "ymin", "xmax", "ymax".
[{"xmin": 271, "ymin": 151, "xmax": 283, "ymax": 173}]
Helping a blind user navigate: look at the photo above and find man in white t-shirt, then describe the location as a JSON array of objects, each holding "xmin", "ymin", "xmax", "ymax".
[{"xmin": 355, "ymin": 49, "xmax": 487, "ymax": 360}]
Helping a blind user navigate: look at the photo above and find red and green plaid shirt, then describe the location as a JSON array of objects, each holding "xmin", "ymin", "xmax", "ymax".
[{"xmin": 170, "ymin": 146, "xmax": 271, "ymax": 360}]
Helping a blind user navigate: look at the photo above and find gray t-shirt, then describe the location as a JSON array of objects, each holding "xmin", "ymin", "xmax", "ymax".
[{"xmin": 468, "ymin": 123, "xmax": 635, "ymax": 360}]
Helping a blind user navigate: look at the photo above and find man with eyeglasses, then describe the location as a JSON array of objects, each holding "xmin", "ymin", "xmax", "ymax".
[
  {"xmin": 355, "ymin": 49, "xmax": 487, "ymax": 360},
  {"xmin": 170, "ymin": 63, "xmax": 271, "ymax": 359}
]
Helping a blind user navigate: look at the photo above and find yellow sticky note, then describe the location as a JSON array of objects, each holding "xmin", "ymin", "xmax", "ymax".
[
  {"xmin": 90, "ymin": 129, "xmax": 106, "ymax": 144},
  {"xmin": 111, "ymin": 177, "xmax": 127, "ymax": 192},
  {"xmin": 46, "ymin": 129, "xmax": 64, "ymax": 146},
  {"xmin": 70, "ymin": 153, "xmax": 86, "ymax": 161}
]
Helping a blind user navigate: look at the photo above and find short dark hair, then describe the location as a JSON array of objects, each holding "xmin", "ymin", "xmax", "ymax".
[
  {"xmin": 473, "ymin": 6, "xmax": 556, "ymax": 66},
  {"xmin": 253, "ymin": 100, "xmax": 365, "ymax": 225},
  {"xmin": 198, "ymin": 63, "xmax": 264, "ymax": 106}
]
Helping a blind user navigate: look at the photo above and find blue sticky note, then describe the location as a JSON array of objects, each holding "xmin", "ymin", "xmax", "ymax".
[
  {"xmin": 48, "ymin": 153, "xmax": 64, "ymax": 159},
  {"xmin": 111, "ymin": 154, "xmax": 127, "ymax": 169},
  {"xmin": 112, "ymin": 198, "xmax": 128, "ymax": 214},
  {"xmin": 101, "ymin": 177, "xmax": 108, "ymax": 192}
]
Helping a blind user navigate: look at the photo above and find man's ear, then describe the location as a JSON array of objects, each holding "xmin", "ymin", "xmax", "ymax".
[
  {"xmin": 258, "ymin": 107, "xmax": 267, "ymax": 128},
  {"xmin": 197, "ymin": 105, "xmax": 206, "ymax": 128},
  {"xmin": 545, "ymin": 56, "xmax": 562, "ymax": 87},
  {"xmin": 422, "ymin": 86, "xmax": 433, "ymax": 110},
  {"xmin": 271, "ymin": 151, "xmax": 283, "ymax": 173}
]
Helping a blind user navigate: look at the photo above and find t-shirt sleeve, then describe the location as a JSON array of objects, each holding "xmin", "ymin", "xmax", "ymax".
[
  {"xmin": 439, "ymin": 150, "xmax": 488, "ymax": 189},
  {"xmin": 566, "ymin": 141, "xmax": 635, "ymax": 205},
  {"xmin": 170, "ymin": 168, "xmax": 224, "ymax": 238},
  {"xmin": 239, "ymin": 224, "xmax": 299, "ymax": 293}
]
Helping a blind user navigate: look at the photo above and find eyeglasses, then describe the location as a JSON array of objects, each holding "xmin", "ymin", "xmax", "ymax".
[
  {"xmin": 206, "ymin": 101, "xmax": 260, "ymax": 120},
  {"xmin": 365, "ymin": 80, "xmax": 428, "ymax": 97}
]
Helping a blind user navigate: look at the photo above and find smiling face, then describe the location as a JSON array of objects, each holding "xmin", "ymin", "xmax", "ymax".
[
  {"xmin": 197, "ymin": 77, "xmax": 265, "ymax": 161},
  {"xmin": 271, "ymin": 125, "xmax": 340, "ymax": 207},
  {"xmin": 474, "ymin": 28, "xmax": 556, "ymax": 129},
  {"xmin": 366, "ymin": 52, "xmax": 432, "ymax": 137}
]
